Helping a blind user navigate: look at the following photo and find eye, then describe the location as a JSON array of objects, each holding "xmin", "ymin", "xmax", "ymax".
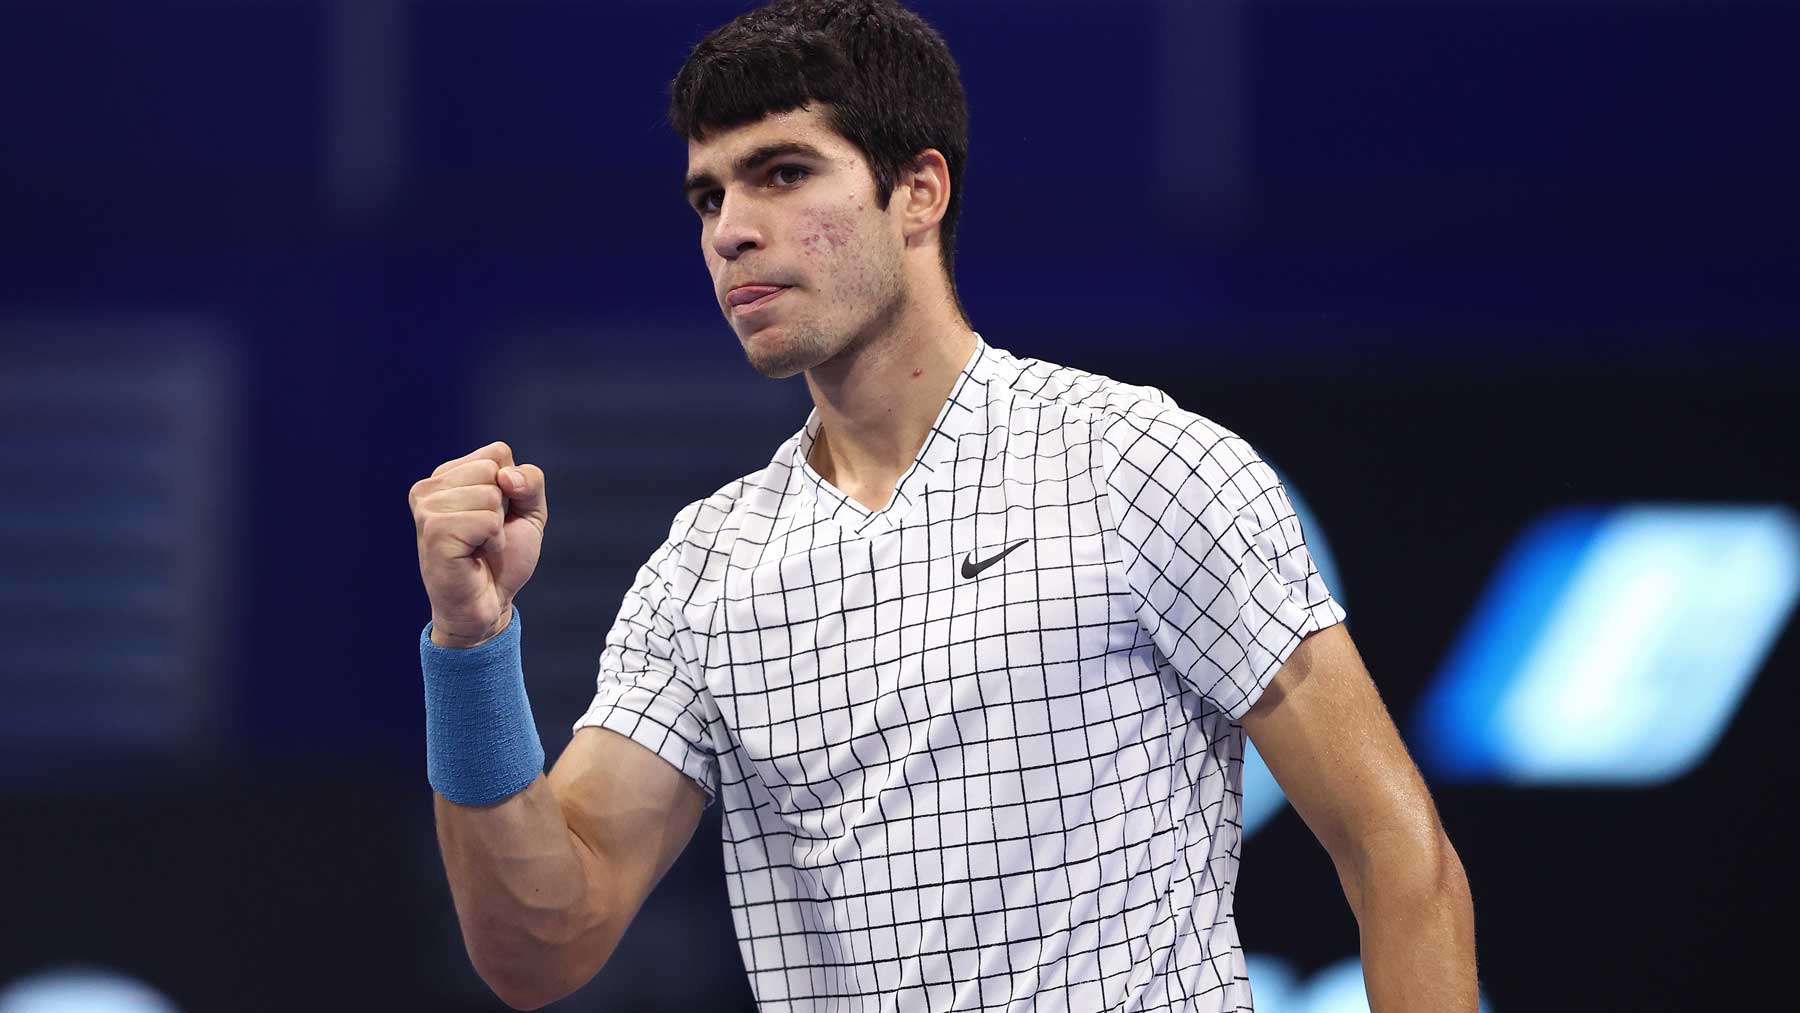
[
  {"xmin": 771, "ymin": 165, "xmax": 809, "ymax": 187},
  {"xmin": 693, "ymin": 189, "xmax": 723, "ymax": 215}
]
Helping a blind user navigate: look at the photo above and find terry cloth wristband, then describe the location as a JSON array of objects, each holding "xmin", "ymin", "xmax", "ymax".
[{"xmin": 419, "ymin": 604, "xmax": 544, "ymax": 806}]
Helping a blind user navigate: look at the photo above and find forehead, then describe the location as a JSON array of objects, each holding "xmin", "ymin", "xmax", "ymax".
[{"xmin": 684, "ymin": 106, "xmax": 858, "ymax": 175}]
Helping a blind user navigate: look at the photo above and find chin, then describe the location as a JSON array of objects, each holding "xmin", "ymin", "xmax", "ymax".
[{"xmin": 739, "ymin": 320, "xmax": 841, "ymax": 379}]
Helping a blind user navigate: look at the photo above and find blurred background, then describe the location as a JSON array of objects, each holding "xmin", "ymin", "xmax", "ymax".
[{"xmin": 2, "ymin": 0, "xmax": 1796, "ymax": 1010}]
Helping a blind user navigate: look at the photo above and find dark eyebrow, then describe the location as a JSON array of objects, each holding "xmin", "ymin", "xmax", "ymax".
[{"xmin": 682, "ymin": 141, "xmax": 828, "ymax": 202}]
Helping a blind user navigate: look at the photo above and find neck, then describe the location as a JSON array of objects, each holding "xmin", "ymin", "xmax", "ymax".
[{"xmin": 803, "ymin": 283, "xmax": 976, "ymax": 504}]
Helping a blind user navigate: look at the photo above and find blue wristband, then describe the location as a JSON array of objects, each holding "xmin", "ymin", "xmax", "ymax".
[{"xmin": 419, "ymin": 604, "xmax": 545, "ymax": 806}]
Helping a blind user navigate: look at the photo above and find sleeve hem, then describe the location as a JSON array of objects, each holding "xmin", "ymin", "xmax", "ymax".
[
  {"xmin": 1227, "ymin": 595, "xmax": 1349, "ymax": 721},
  {"xmin": 573, "ymin": 701, "xmax": 720, "ymax": 806}
]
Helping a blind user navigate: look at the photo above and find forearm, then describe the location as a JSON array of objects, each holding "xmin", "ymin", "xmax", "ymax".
[
  {"xmin": 1342, "ymin": 831, "xmax": 1478, "ymax": 1013},
  {"xmin": 435, "ymin": 775, "xmax": 619, "ymax": 1009},
  {"xmin": 421, "ymin": 604, "xmax": 607, "ymax": 1006}
]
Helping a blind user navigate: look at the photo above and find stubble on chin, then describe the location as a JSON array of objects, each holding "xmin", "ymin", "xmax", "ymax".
[{"xmin": 742, "ymin": 321, "xmax": 837, "ymax": 379}]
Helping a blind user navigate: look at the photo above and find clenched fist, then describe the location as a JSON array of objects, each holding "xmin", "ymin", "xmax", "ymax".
[{"xmin": 409, "ymin": 441, "xmax": 548, "ymax": 648}]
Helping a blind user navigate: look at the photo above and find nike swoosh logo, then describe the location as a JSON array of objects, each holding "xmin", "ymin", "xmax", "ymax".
[{"xmin": 961, "ymin": 539, "xmax": 1030, "ymax": 579}]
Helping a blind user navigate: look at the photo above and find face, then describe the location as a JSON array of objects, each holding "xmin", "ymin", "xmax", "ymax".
[{"xmin": 684, "ymin": 107, "xmax": 906, "ymax": 378}]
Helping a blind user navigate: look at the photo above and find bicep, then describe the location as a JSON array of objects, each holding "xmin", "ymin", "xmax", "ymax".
[
  {"xmin": 548, "ymin": 726, "xmax": 706, "ymax": 929},
  {"xmin": 1241, "ymin": 623, "xmax": 1441, "ymax": 866}
]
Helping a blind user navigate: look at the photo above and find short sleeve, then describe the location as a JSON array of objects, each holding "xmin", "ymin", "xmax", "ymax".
[
  {"xmin": 1100, "ymin": 405, "xmax": 1347, "ymax": 720},
  {"xmin": 572, "ymin": 507, "xmax": 721, "ymax": 803}
]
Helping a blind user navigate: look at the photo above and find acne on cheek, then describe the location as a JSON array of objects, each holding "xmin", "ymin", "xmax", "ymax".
[{"xmin": 800, "ymin": 208, "xmax": 857, "ymax": 257}]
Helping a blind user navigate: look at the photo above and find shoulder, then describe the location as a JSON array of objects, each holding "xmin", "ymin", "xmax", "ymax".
[
  {"xmin": 981, "ymin": 345, "xmax": 1250, "ymax": 478},
  {"xmin": 1096, "ymin": 396, "xmax": 1248, "ymax": 473},
  {"xmin": 982, "ymin": 344, "xmax": 1180, "ymax": 418}
]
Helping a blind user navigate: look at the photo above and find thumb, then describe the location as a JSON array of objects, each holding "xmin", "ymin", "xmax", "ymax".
[{"xmin": 499, "ymin": 464, "xmax": 548, "ymax": 524}]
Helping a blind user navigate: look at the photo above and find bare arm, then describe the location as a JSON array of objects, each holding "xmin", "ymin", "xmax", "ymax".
[
  {"xmin": 1242, "ymin": 623, "xmax": 1478, "ymax": 1012},
  {"xmin": 436, "ymin": 726, "xmax": 706, "ymax": 1011},
  {"xmin": 410, "ymin": 444, "xmax": 708, "ymax": 1007}
]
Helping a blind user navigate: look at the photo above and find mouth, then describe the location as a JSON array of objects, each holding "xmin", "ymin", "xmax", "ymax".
[{"xmin": 726, "ymin": 284, "xmax": 790, "ymax": 316}]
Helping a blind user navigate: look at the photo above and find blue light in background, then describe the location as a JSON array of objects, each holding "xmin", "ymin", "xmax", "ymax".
[
  {"xmin": 0, "ymin": 967, "xmax": 180, "ymax": 1013},
  {"xmin": 1413, "ymin": 504, "xmax": 1800, "ymax": 785},
  {"xmin": 1241, "ymin": 464, "xmax": 1344, "ymax": 841},
  {"xmin": 1246, "ymin": 953, "xmax": 1494, "ymax": 1012},
  {"xmin": 1244, "ymin": 954, "xmax": 1302, "ymax": 1012},
  {"xmin": 1241, "ymin": 740, "xmax": 1286, "ymax": 841},
  {"xmin": 1274, "ymin": 463, "xmax": 1346, "ymax": 616}
]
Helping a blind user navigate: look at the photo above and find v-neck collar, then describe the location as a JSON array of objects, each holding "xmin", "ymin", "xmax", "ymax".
[{"xmin": 793, "ymin": 333, "xmax": 997, "ymax": 539}]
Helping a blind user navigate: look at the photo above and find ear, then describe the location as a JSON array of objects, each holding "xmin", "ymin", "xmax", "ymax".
[{"xmin": 896, "ymin": 148, "xmax": 952, "ymax": 246}]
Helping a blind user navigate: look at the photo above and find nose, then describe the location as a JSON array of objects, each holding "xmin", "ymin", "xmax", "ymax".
[{"xmin": 710, "ymin": 192, "xmax": 763, "ymax": 261}]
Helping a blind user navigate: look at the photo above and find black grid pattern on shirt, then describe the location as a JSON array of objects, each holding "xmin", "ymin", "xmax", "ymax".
[{"xmin": 575, "ymin": 341, "xmax": 1345, "ymax": 1012}]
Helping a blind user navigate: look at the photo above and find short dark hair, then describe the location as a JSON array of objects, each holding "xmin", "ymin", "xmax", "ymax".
[{"xmin": 670, "ymin": 0, "xmax": 970, "ymax": 291}]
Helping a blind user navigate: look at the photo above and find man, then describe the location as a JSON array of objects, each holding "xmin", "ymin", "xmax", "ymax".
[{"xmin": 408, "ymin": 1, "xmax": 1477, "ymax": 1010}]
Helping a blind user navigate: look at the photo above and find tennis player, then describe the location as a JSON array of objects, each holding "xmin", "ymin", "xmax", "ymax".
[{"xmin": 408, "ymin": 2, "xmax": 1477, "ymax": 1009}]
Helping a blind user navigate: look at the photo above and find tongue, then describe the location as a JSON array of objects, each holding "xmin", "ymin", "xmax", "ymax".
[{"xmin": 734, "ymin": 285, "xmax": 783, "ymax": 304}]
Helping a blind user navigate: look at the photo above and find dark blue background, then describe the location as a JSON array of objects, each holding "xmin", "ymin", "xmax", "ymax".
[{"xmin": 2, "ymin": 2, "xmax": 1795, "ymax": 1009}]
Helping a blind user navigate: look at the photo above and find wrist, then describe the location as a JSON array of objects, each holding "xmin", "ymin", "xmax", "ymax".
[
  {"xmin": 429, "ymin": 605, "xmax": 515, "ymax": 649},
  {"xmin": 419, "ymin": 604, "xmax": 543, "ymax": 806}
]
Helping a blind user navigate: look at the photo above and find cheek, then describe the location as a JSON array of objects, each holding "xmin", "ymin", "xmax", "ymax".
[{"xmin": 799, "ymin": 205, "xmax": 859, "ymax": 259}]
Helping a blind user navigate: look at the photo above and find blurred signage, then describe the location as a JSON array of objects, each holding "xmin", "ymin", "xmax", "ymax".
[
  {"xmin": 1413, "ymin": 504, "xmax": 1800, "ymax": 785},
  {"xmin": 0, "ymin": 319, "xmax": 240, "ymax": 779}
]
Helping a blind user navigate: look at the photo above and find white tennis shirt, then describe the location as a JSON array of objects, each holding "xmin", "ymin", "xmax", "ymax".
[{"xmin": 575, "ymin": 335, "xmax": 1346, "ymax": 1011}]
